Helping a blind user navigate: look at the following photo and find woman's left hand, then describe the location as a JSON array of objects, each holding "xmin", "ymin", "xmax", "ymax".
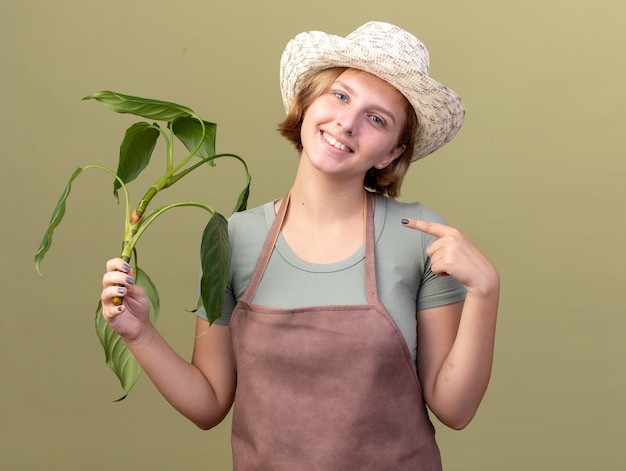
[
  {"xmin": 401, "ymin": 218, "xmax": 499, "ymax": 295},
  {"xmin": 404, "ymin": 217, "xmax": 500, "ymax": 429}
]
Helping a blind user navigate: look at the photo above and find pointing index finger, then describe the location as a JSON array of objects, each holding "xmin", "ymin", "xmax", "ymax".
[{"xmin": 401, "ymin": 218, "xmax": 451, "ymax": 238}]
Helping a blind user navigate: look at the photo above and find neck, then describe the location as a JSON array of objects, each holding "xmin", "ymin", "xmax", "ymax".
[
  {"xmin": 277, "ymin": 160, "xmax": 369, "ymax": 264},
  {"xmin": 287, "ymin": 154, "xmax": 368, "ymax": 217},
  {"xmin": 288, "ymin": 166, "xmax": 366, "ymax": 224}
]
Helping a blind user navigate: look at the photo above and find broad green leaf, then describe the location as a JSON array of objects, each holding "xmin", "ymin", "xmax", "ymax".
[
  {"xmin": 35, "ymin": 167, "xmax": 85, "ymax": 274},
  {"xmin": 95, "ymin": 266, "xmax": 160, "ymax": 400},
  {"xmin": 200, "ymin": 213, "xmax": 230, "ymax": 324},
  {"xmin": 171, "ymin": 116, "xmax": 217, "ymax": 161},
  {"xmin": 113, "ymin": 122, "xmax": 160, "ymax": 198},
  {"xmin": 83, "ymin": 91, "xmax": 194, "ymax": 121}
]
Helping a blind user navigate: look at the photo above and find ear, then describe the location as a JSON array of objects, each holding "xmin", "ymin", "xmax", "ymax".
[{"xmin": 376, "ymin": 144, "xmax": 406, "ymax": 169}]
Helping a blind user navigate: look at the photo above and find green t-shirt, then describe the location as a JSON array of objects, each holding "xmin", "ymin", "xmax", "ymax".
[{"xmin": 197, "ymin": 193, "xmax": 466, "ymax": 363}]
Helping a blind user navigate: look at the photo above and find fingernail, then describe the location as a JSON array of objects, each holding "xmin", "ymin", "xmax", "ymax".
[
  {"xmin": 117, "ymin": 306, "xmax": 123, "ymax": 312},
  {"xmin": 122, "ymin": 263, "xmax": 131, "ymax": 272},
  {"xmin": 401, "ymin": 218, "xmax": 409, "ymax": 225},
  {"xmin": 126, "ymin": 277, "xmax": 135, "ymax": 285},
  {"xmin": 117, "ymin": 287, "xmax": 126, "ymax": 294}
]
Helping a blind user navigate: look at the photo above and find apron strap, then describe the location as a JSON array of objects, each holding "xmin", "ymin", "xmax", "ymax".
[
  {"xmin": 239, "ymin": 193, "xmax": 291, "ymax": 304},
  {"xmin": 240, "ymin": 191, "xmax": 380, "ymax": 305},
  {"xmin": 364, "ymin": 191, "xmax": 379, "ymax": 305}
]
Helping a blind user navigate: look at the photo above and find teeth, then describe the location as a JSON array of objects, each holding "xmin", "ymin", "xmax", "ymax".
[{"xmin": 323, "ymin": 132, "xmax": 351, "ymax": 152}]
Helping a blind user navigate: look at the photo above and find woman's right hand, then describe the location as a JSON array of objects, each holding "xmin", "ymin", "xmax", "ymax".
[
  {"xmin": 101, "ymin": 258, "xmax": 151, "ymax": 342},
  {"xmin": 100, "ymin": 258, "xmax": 237, "ymax": 429}
]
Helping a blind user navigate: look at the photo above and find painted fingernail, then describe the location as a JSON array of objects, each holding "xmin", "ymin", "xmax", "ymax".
[
  {"xmin": 117, "ymin": 287, "xmax": 126, "ymax": 294},
  {"xmin": 126, "ymin": 277, "xmax": 135, "ymax": 285},
  {"xmin": 117, "ymin": 306, "xmax": 123, "ymax": 312},
  {"xmin": 401, "ymin": 218, "xmax": 409, "ymax": 225},
  {"xmin": 122, "ymin": 263, "xmax": 131, "ymax": 272}
]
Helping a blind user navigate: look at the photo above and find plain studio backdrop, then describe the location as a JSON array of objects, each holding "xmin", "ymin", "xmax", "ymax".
[{"xmin": 2, "ymin": 1, "xmax": 624, "ymax": 469}]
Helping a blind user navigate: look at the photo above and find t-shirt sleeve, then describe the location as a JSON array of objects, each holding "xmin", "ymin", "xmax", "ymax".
[
  {"xmin": 415, "ymin": 205, "xmax": 467, "ymax": 311},
  {"xmin": 195, "ymin": 204, "xmax": 268, "ymax": 325}
]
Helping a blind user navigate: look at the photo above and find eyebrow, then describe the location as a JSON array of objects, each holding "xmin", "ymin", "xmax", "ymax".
[{"xmin": 334, "ymin": 80, "xmax": 399, "ymax": 126}]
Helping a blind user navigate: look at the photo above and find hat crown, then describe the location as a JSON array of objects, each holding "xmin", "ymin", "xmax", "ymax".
[
  {"xmin": 346, "ymin": 22, "xmax": 430, "ymax": 76},
  {"xmin": 279, "ymin": 21, "xmax": 464, "ymax": 162}
]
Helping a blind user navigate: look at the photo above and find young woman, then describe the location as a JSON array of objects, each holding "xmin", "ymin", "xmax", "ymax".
[{"xmin": 100, "ymin": 22, "xmax": 499, "ymax": 470}]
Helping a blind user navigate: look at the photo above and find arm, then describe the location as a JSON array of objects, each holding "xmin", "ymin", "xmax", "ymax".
[
  {"xmin": 402, "ymin": 219, "xmax": 499, "ymax": 430},
  {"xmin": 101, "ymin": 258, "xmax": 236, "ymax": 430}
]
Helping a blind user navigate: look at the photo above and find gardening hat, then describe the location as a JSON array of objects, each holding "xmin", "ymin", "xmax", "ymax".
[{"xmin": 280, "ymin": 21, "xmax": 465, "ymax": 161}]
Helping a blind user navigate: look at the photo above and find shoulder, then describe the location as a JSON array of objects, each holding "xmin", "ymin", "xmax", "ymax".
[
  {"xmin": 375, "ymin": 193, "xmax": 449, "ymax": 225},
  {"xmin": 374, "ymin": 194, "xmax": 452, "ymax": 258},
  {"xmin": 228, "ymin": 200, "xmax": 275, "ymax": 234},
  {"xmin": 228, "ymin": 201, "xmax": 272, "ymax": 223},
  {"xmin": 226, "ymin": 200, "xmax": 276, "ymax": 257}
]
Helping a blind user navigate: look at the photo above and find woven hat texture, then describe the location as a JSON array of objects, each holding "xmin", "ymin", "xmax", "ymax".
[{"xmin": 280, "ymin": 21, "xmax": 465, "ymax": 161}]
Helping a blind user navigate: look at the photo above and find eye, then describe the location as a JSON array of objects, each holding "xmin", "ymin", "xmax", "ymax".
[
  {"xmin": 369, "ymin": 115, "xmax": 385, "ymax": 127},
  {"xmin": 333, "ymin": 91, "xmax": 348, "ymax": 102}
]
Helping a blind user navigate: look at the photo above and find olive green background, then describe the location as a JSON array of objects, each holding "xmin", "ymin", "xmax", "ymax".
[{"xmin": 2, "ymin": 0, "xmax": 624, "ymax": 469}]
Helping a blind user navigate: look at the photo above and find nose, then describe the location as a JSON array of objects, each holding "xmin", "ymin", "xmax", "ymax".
[{"xmin": 336, "ymin": 109, "xmax": 357, "ymax": 135}]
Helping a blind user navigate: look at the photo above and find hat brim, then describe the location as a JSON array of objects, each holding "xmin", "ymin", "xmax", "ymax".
[{"xmin": 280, "ymin": 30, "xmax": 465, "ymax": 161}]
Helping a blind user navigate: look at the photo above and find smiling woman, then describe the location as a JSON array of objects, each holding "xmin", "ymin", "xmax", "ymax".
[
  {"xmin": 296, "ymin": 70, "xmax": 409, "ymax": 186},
  {"xmin": 98, "ymin": 21, "xmax": 499, "ymax": 470},
  {"xmin": 278, "ymin": 67, "xmax": 420, "ymax": 197}
]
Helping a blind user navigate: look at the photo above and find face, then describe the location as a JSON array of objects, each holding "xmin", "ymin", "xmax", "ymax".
[{"xmin": 299, "ymin": 69, "xmax": 407, "ymax": 181}]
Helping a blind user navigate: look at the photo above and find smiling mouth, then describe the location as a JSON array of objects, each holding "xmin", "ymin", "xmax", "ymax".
[{"xmin": 322, "ymin": 132, "xmax": 353, "ymax": 152}]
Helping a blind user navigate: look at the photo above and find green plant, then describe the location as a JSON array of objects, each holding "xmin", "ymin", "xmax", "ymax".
[{"xmin": 35, "ymin": 91, "xmax": 251, "ymax": 400}]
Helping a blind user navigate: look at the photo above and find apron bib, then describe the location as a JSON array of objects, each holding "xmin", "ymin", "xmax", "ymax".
[{"xmin": 229, "ymin": 192, "xmax": 441, "ymax": 470}]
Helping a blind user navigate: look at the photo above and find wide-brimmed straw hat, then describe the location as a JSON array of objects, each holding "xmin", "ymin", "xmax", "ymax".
[{"xmin": 279, "ymin": 21, "xmax": 465, "ymax": 162}]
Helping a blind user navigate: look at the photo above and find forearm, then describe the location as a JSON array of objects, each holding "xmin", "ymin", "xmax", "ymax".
[
  {"xmin": 428, "ymin": 281, "xmax": 499, "ymax": 429},
  {"xmin": 124, "ymin": 324, "xmax": 232, "ymax": 429}
]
